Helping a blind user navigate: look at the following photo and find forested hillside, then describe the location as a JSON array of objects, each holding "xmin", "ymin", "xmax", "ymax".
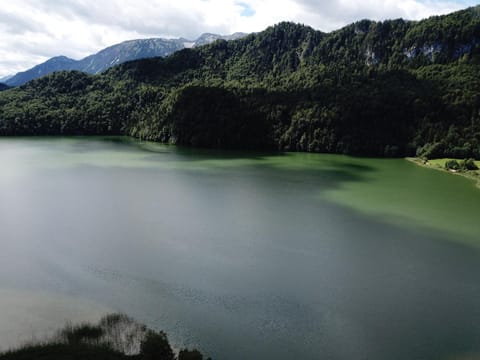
[{"xmin": 1, "ymin": 6, "xmax": 479, "ymax": 158}]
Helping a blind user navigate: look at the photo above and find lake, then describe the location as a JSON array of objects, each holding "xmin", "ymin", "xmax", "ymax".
[{"xmin": 1, "ymin": 137, "xmax": 480, "ymax": 360}]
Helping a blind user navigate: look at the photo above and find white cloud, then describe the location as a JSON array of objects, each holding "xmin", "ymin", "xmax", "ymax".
[{"xmin": 0, "ymin": 0, "xmax": 477, "ymax": 77}]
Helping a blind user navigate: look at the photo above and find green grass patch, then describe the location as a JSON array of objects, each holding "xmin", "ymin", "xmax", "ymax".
[
  {"xmin": 407, "ymin": 157, "xmax": 480, "ymax": 188},
  {"xmin": 427, "ymin": 158, "xmax": 480, "ymax": 170}
]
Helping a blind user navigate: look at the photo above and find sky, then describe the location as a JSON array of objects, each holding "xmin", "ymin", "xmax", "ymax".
[{"xmin": 0, "ymin": 0, "xmax": 478, "ymax": 77}]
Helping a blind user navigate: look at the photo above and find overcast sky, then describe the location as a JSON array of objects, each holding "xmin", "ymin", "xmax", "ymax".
[{"xmin": 0, "ymin": 0, "xmax": 477, "ymax": 77}]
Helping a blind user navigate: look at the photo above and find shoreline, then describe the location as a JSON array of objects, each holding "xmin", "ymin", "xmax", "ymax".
[{"xmin": 406, "ymin": 157, "xmax": 480, "ymax": 189}]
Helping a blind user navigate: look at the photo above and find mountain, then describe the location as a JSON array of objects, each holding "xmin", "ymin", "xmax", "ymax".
[
  {"xmin": 0, "ymin": 75, "xmax": 13, "ymax": 83},
  {"xmin": 0, "ymin": 83, "xmax": 9, "ymax": 91},
  {"xmin": 6, "ymin": 56, "xmax": 79, "ymax": 87},
  {"xmin": 1, "ymin": 6, "xmax": 479, "ymax": 159},
  {"xmin": 5, "ymin": 33, "xmax": 247, "ymax": 86},
  {"xmin": 76, "ymin": 38, "xmax": 186, "ymax": 75}
]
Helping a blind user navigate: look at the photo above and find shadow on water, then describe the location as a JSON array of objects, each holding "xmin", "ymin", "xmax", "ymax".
[
  {"xmin": 55, "ymin": 136, "xmax": 379, "ymax": 193},
  {"xmin": 4, "ymin": 136, "xmax": 378, "ymax": 179},
  {"xmin": 130, "ymin": 139, "xmax": 379, "ymax": 185},
  {"xmin": 139, "ymin": 143, "xmax": 288, "ymax": 161},
  {"xmin": 331, "ymin": 161, "xmax": 377, "ymax": 172}
]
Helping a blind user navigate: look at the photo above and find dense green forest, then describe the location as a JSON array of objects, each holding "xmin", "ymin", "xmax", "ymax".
[{"xmin": 1, "ymin": 6, "xmax": 480, "ymax": 157}]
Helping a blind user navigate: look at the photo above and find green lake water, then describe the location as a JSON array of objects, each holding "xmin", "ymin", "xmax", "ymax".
[{"xmin": 1, "ymin": 137, "xmax": 480, "ymax": 359}]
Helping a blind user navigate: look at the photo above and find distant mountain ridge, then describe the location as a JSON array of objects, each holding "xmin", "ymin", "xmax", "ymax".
[
  {"xmin": 5, "ymin": 33, "xmax": 247, "ymax": 86},
  {"xmin": 0, "ymin": 75, "xmax": 13, "ymax": 82},
  {"xmin": 6, "ymin": 56, "xmax": 79, "ymax": 87}
]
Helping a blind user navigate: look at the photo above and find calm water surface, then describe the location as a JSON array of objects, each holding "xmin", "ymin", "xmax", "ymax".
[{"xmin": 1, "ymin": 137, "xmax": 480, "ymax": 359}]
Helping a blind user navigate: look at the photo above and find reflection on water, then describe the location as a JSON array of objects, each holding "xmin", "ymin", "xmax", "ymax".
[{"xmin": 0, "ymin": 137, "xmax": 480, "ymax": 359}]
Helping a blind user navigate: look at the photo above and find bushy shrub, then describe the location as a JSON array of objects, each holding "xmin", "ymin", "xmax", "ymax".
[
  {"xmin": 139, "ymin": 330, "xmax": 175, "ymax": 360},
  {"xmin": 179, "ymin": 349, "xmax": 204, "ymax": 360},
  {"xmin": 462, "ymin": 158, "xmax": 479, "ymax": 170},
  {"xmin": 61, "ymin": 324, "xmax": 104, "ymax": 345},
  {"xmin": 445, "ymin": 159, "xmax": 461, "ymax": 170}
]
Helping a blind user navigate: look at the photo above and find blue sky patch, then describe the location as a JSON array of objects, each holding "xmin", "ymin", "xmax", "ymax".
[{"xmin": 237, "ymin": 2, "xmax": 256, "ymax": 17}]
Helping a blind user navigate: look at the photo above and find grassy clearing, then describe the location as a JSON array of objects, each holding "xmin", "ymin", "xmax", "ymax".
[
  {"xmin": 407, "ymin": 157, "xmax": 480, "ymax": 188},
  {"xmin": 426, "ymin": 158, "xmax": 480, "ymax": 169}
]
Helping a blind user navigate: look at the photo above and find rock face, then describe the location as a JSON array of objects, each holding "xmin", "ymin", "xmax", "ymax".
[
  {"xmin": 194, "ymin": 32, "xmax": 246, "ymax": 46},
  {"xmin": 5, "ymin": 33, "xmax": 247, "ymax": 87}
]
